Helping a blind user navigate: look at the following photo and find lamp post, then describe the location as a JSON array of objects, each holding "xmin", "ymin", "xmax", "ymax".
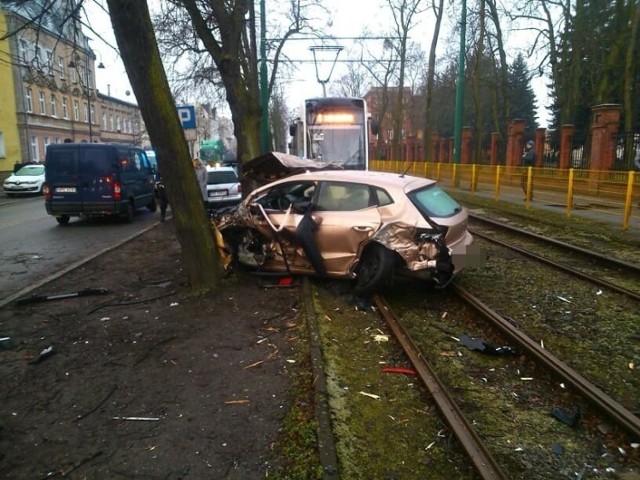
[{"xmin": 69, "ymin": 54, "xmax": 104, "ymax": 143}]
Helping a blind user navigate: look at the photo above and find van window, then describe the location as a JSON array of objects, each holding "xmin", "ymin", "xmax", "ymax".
[
  {"xmin": 80, "ymin": 148, "xmax": 114, "ymax": 176},
  {"xmin": 48, "ymin": 149, "xmax": 77, "ymax": 174}
]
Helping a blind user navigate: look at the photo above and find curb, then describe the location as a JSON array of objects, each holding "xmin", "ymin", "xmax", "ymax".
[{"xmin": 302, "ymin": 278, "xmax": 339, "ymax": 478}]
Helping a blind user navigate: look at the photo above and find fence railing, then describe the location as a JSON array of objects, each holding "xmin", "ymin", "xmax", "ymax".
[{"xmin": 371, "ymin": 160, "xmax": 639, "ymax": 231}]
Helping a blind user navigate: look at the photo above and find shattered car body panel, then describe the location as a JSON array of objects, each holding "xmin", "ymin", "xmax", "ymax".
[{"xmin": 217, "ymin": 154, "xmax": 474, "ymax": 292}]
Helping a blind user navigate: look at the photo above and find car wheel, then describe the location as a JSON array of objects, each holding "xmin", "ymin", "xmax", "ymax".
[
  {"xmin": 123, "ymin": 201, "xmax": 135, "ymax": 222},
  {"xmin": 147, "ymin": 197, "xmax": 157, "ymax": 212},
  {"xmin": 56, "ymin": 215, "xmax": 70, "ymax": 225},
  {"xmin": 353, "ymin": 243, "xmax": 395, "ymax": 296}
]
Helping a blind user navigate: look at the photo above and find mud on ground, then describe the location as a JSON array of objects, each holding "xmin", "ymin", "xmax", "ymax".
[{"xmin": 0, "ymin": 221, "xmax": 303, "ymax": 479}]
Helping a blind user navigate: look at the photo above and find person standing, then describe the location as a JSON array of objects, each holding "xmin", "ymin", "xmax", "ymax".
[
  {"xmin": 521, "ymin": 140, "xmax": 536, "ymax": 200},
  {"xmin": 193, "ymin": 157, "xmax": 208, "ymax": 203}
]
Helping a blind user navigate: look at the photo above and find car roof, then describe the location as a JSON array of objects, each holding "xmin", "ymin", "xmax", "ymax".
[
  {"xmin": 273, "ymin": 169, "xmax": 436, "ymax": 192},
  {"xmin": 206, "ymin": 166, "xmax": 236, "ymax": 172}
]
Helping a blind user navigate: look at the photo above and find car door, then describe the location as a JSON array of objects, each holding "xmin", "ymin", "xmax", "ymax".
[{"xmin": 312, "ymin": 181, "xmax": 381, "ymax": 275}]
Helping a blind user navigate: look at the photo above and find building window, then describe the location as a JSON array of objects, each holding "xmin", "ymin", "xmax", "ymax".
[
  {"xmin": 102, "ymin": 112, "xmax": 107, "ymax": 130},
  {"xmin": 39, "ymin": 91, "xmax": 46, "ymax": 115},
  {"xmin": 62, "ymin": 97, "xmax": 68, "ymax": 119},
  {"xmin": 25, "ymin": 88, "xmax": 33, "ymax": 112},
  {"xmin": 110, "ymin": 115, "xmax": 114, "ymax": 131},
  {"xmin": 44, "ymin": 137, "xmax": 50, "ymax": 151},
  {"xmin": 50, "ymin": 94, "xmax": 57, "ymax": 117},
  {"xmin": 30, "ymin": 136, "xmax": 39, "ymax": 162},
  {"xmin": 90, "ymin": 105, "xmax": 95, "ymax": 125},
  {"xmin": 71, "ymin": 67, "xmax": 77, "ymax": 84},
  {"xmin": 116, "ymin": 116, "xmax": 121, "ymax": 132},
  {"xmin": 19, "ymin": 39, "xmax": 28, "ymax": 63},
  {"xmin": 83, "ymin": 102, "xmax": 88, "ymax": 122},
  {"xmin": 73, "ymin": 100, "xmax": 79, "ymax": 121},
  {"xmin": 58, "ymin": 56, "xmax": 65, "ymax": 79},
  {"xmin": 46, "ymin": 50, "xmax": 53, "ymax": 75}
]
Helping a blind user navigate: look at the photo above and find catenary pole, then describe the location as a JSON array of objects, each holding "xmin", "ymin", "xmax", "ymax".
[
  {"xmin": 259, "ymin": 0, "xmax": 269, "ymax": 152},
  {"xmin": 453, "ymin": 0, "xmax": 466, "ymax": 164}
]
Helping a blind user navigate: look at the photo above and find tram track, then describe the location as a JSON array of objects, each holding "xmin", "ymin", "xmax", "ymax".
[{"xmin": 468, "ymin": 213, "xmax": 640, "ymax": 301}]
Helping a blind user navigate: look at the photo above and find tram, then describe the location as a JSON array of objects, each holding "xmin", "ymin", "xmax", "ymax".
[{"xmin": 288, "ymin": 97, "xmax": 376, "ymax": 171}]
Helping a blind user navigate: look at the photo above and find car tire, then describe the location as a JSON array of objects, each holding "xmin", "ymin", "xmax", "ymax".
[
  {"xmin": 56, "ymin": 215, "xmax": 70, "ymax": 225},
  {"xmin": 123, "ymin": 201, "xmax": 135, "ymax": 222},
  {"xmin": 353, "ymin": 243, "xmax": 395, "ymax": 297},
  {"xmin": 147, "ymin": 197, "xmax": 157, "ymax": 212}
]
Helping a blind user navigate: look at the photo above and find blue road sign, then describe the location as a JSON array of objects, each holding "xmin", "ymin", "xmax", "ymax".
[{"xmin": 177, "ymin": 105, "xmax": 196, "ymax": 129}]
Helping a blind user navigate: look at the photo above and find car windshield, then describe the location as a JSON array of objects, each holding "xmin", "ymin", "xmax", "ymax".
[
  {"xmin": 16, "ymin": 165, "xmax": 44, "ymax": 176},
  {"xmin": 208, "ymin": 171, "xmax": 238, "ymax": 184},
  {"xmin": 408, "ymin": 185, "xmax": 463, "ymax": 218}
]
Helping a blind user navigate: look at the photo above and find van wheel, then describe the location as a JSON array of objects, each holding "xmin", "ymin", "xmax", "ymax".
[
  {"xmin": 123, "ymin": 201, "xmax": 135, "ymax": 222},
  {"xmin": 353, "ymin": 243, "xmax": 395, "ymax": 296},
  {"xmin": 56, "ymin": 215, "xmax": 70, "ymax": 225},
  {"xmin": 147, "ymin": 197, "xmax": 157, "ymax": 212}
]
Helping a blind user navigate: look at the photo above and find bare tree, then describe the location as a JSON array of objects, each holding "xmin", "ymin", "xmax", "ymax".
[
  {"xmin": 107, "ymin": 0, "xmax": 223, "ymax": 292},
  {"xmin": 385, "ymin": 0, "xmax": 427, "ymax": 161},
  {"xmin": 423, "ymin": 0, "xmax": 445, "ymax": 159}
]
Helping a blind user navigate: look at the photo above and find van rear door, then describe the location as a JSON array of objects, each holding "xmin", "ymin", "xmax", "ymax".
[
  {"xmin": 79, "ymin": 146, "xmax": 119, "ymax": 210},
  {"xmin": 46, "ymin": 147, "xmax": 84, "ymax": 208}
]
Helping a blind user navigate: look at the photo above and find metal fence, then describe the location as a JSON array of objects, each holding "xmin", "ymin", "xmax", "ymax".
[{"xmin": 371, "ymin": 160, "xmax": 640, "ymax": 231}]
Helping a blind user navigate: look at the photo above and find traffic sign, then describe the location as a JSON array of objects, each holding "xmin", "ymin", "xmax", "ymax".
[{"xmin": 177, "ymin": 105, "xmax": 196, "ymax": 129}]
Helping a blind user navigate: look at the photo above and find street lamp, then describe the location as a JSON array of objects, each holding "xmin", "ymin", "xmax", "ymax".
[{"xmin": 69, "ymin": 54, "xmax": 104, "ymax": 142}]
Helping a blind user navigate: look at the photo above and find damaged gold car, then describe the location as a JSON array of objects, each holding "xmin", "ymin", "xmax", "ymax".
[{"xmin": 216, "ymin": 152, "xmax": 474, "ymax": 295}]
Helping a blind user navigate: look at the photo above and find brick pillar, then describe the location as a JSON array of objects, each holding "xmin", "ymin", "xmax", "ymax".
[
  {"xmin": 490, "ymin": 132, "xmax": 500, "ymax": 165},
  {"xmin": 438, "ymin": 138, "xmax": 447, "ymax": 163},
  {"xmin": 589, "ymin": 104, "xmax": 622, "ymax": 170},
  {"xmin": 506, "ymin": 119, "xmax": 526, "ymax": 166},
  {"xmin": 534, "ymin": 128, "xmax": 546, "ymax": 167},
  {"xmin": 461, "ymin": 127, "xmax": 473, "ymax": 164},
  {"xmin": 430, "ymin": 133, "xmax": 439, "ymax": 162},
  {"xmin": 559, "ymin": 125, "xmax": 574, "ymax": 169}
]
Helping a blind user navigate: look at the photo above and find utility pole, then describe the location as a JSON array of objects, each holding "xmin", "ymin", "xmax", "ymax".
[
  {"xmin": 453, "ymin": 0, "xmax": 467, "ymax": 164},
  {"xmin": 259, "ymin": 0, "xmax": 269, "ymax": 152}
]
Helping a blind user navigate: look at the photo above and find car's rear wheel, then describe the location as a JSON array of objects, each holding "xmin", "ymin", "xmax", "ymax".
[
  {"xmin": 353, "ymin": 243, "xmax": 395, "ymax": 296},
  {"xmin": 123, "ymin": 201, "xmax": 135, "ymax": 222},
  {"xmin": 56, "ymin": 215, "xmax": 70, "ymax": 225}
]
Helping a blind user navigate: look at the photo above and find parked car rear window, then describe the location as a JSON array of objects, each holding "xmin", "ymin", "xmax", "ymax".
[
  {"xmin": 408, "ymin": 185, "xmax": 463, "ymax": 218},
  {"xmin": 208, "ymin": 171, "xmax": 238, "ymax": 184}
]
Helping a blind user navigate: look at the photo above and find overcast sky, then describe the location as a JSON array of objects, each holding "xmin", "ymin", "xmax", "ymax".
[{"xmin": 84, "ymin": 0, "xmax": 552, "ymax": 127}]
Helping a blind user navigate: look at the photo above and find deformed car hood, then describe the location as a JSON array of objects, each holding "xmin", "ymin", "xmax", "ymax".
[{"xmin": 242, "ymin": 151, "xmax": 342, "ymax": 185}]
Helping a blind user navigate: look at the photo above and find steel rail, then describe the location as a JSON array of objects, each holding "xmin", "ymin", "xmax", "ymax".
[
  {"xmin": 468, "ymin": 213, "xmax": 640, "ymax": 273},
  {"xmin": 373, "ymin": 294, "xmax": 509, "ymax": 480},
  {"xmin": 453, "ymin": 284, "xmax": 640, "ymax": 439},
  {"xmin": 469, "ymin": 228, "xmax": 640, "ymax": 302}
]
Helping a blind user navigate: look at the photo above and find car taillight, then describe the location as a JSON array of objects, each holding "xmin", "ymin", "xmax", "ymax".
[
  {"xmin": 238, "ymin": 184, "xmax": 242, "ymax": 194},
  {"xmin": 43, "ymin": 183, "xmax": 51, "ymax": 201},
  {"xmin": 114, "ymin": 181, "xmax": 122, "ymax": 200}
]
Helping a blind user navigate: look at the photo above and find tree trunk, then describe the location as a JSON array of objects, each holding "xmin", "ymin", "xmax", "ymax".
[
  {"xmin": 106, "ymin": 0, "xmax": 223, "ymax": 293},
  {"xmin": 423, "ymin": 0, "xmax": 444, "ymax": 161}
]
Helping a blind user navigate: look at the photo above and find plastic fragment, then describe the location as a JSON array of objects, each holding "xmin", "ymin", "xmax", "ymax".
[
  {"xmin": 459, "ymin": 334, "xmax": 518, "ymax": 355},
  {"xmin": 0, "ymin": 337, "xmax": 15, "ymax": 349},
  {"xmin": 557, "ymin": 296, "xmax": 572, "ymax": 303},
  {"xmin": 358, "ymin": 391, "xmax": 380, "ymax": 400},
  {"xmin": 381, "ymin": 366, "xmax": 417, "ymax": 376},
  {"xmin": 551, "ymin": 404, "xmax": 583, "ymax": 427},
  {"xmin": 372, "ymin": 334, "xmax": 389, "ymax": 343},
  {"xmin": 553, "ymin": 444, "xmax": 564, "ymax": 455},
  {"xmin": 30, "ymin": 345, "xmax": 55, "ymax": 364},
  {"xmin": 112, "ymin": 416, "xmax": 160, "ymax": 421}
]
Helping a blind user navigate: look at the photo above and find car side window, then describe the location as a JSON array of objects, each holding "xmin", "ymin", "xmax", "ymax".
[
  {"xmin": 138, "ymin": 151, "xmax": 150, "ymax": 170},
  {"xmin": 257, "ymin": 181, "xmax": 315, "ymax": 211},
  {"xmin": 373, "ymin": 187, "xmax": 393, "ymax": 207},
  {"xmin": 317, "ymin": 182, "xmax": 371, "ymax": 211}
]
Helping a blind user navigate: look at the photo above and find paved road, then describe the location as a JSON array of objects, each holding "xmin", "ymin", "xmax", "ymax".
[{"xmin": 0, "ymin": 194, "xmax": 161, "ymax": 303}]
